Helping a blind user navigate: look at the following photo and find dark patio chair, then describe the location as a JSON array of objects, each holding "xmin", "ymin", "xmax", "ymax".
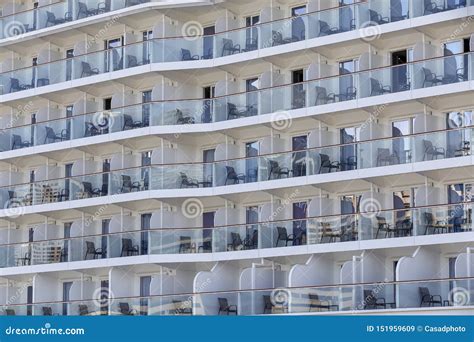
[
  {"xmin": 315, "ymin": 86, "xmax": 336, "ymax": 105},
  {"xmin": 336, "ymin": 86, "xmax": 357, "ymax": 101},
  {"xmin": 423, "ymin": 212, "xmax": 449, "ymax": 235},
  {"xmin": 221, "ymin": 38, "xmax": 240, "ymax": 56},
  {"xmin": 394, "ymin": 218, "xmax": 413, "ymax": 237},
  {"xmin": 370, "ymin": 78, "xmax": 391, "ymax": 96},
  {"xmin": 376, "ymin": 148, "xmax": 399, "ymax": 166},
  {"xmin": 77, "ymin": 2, "xmax": 97, "ymax": 19},
  {"xmin": 125, "ymin": 0, "xmax": 148, "ymax": 5},
  {"xmin": 84, "ymin": 241, "xmax": 103, "ymax": 259},
  {"xmin": 275, "ymin": 227, "xmax": 294, "ymax": 247},
  {"xmin": 111, "ymin": 49, "xmax": 124, "ymax": 71},
  {"xmin": 176, "ymin": 109, "xmax": 195, "ymax": 124},
  {"xmin": 83, "ymin": 182, "xmax": 106, "ymax": 197},
  {"xmin": 243, "ymin": 230, "xmax": 258, "ymax": 250},
  {"xmin": 319, "ymin": 154, "xmax": 340, "ymax": 174},
  {"xmin": 127, "ymin": 55, "xmax": 148, "ymax": 68},
  {"xmin": 318, "ymin": 20, "xmax": 341, "ymax": 36},
  {"xmin": 198, "ymin": 238, "xmax": 212, "ymax": 253},
  {"xmin": 422, "ymin": 67, "xmax": 444, "ymax": 88},
  {"xmin": 5, "ymin": 309, "xmax": 15, "ymax": 316},
  {"xmin": 369, "ymin": 9, "xmax": 389, "ymax": 24},
  {"xmin": 341, "ymin": 155, "xmax": 358, "ymax": 170},
  {"xmin": 122, "ymin": 114, "xmax": 143, "ymax": 130},
  {"xmin": 319, "ymin": 223, "xmax": 342, "ymax": 243},
  {"xmin": 391, "ymin": 0, "xmax": 409, "ymax": 21},
  {"xmin": 120, "ymin": 175, "xmax": 141, "ymax": 193},
  {"xmin": 181, "ymin": 48, "xmax": 199, "ymax": 61},
  {"xmin": 44, "ymin": 126, "xmax": 69, "ymax": 143},
  {"xmin": 119, "ymin": 302, "xmax": 137, "ymax": 315},
  {"xmin": 42, "ymin": 306, "xmax": 53, "ymax": 316},
  {"xmin": 218, "ymin": 298, "xmax": 237, "ymax": 315},
  {"xmin": 309, "ymin": 293, "xmax": 334, "ymax": 312},
  {"xmin": 424, "ymin": 0, "xmax": 446, "ymax": 14},
  {"xmin": 46, "ymin": 11, "xmax": 67, "ymax": 26},
  {"xmin": 443, "ymin": 53, "xmax": 466, "ymax": 84},
  {"xmin": 447, "ymin": 0, "xmax": 466, "ymax": 9},
  {"xmin": 179, "ymin": 236, "xmax": 192, "ymax": 253},
  {"xmin": 10, "ymin": 78, "xmax": 33, "ymax": 93},
  {"xmin": 375, "ymin": 216, "xmax": 395, "ymax": 238},
  {"xmin": 227, "ymin": 102, "xmax": 249, "ymax": 120},
  {"xmin": 172, "ymin": 300, "xmax": 192, "ymax": 315},
  {"xmin": 81, "ymin": 61, "xmax": 100, "ymax": 77},
  {"xmin": 262, "ymin": 295, "xmax": 286, "ymax": 313},
  {"xmin": 268, "ymin": 160, "xmax": 290, "ymax": 179},
  {"xmin": 422, "ymin": 139, "xmax": 445, "ymax": 160},
  {"xmin": 17, "ymin": 252, "xmax": 31, "ymax": 266},
  {"xmin": 263, "ymin": 295, "xmax": 273, "ymax": 313},
  {"xmin": 419, "ymin": 287, "xmax": 442, "ymax": 307},
  {"xmin": 97, "ymin": 0, "xmax": 112, "ymax": 13},
  {"xmin": 84, "ymin": 122, "xmax": 101, "ymax": 137},
  {"xmin": 363, "ymin": 289, "xmax": 388, "ymax": 309},
  {"xmin": 121, "ymin": 238, "xmax": 139, "ymax": 257},
  {"xmin": 12, "ymin": 134, "xmax": 31, "ymax": 149},
  {"xmin": 57, "ymin": 188, "xmax": 69, "ymax": 202},
  {"xmin": 271, "ymin": 31, "xmax": 297, "ymax": 46},
  {"xmin": 228, "ymin": 232, "xmax": 243, "ymax": 251},
  {"xmin": 78, "ymin": 304, "xmax": 89, "ymax": 316},
  {"xmin": 225, "ymin": 166, "xmax": 245, "ymax": 185},
  {"xmin": 243, "ymin": 38, "xmax": 258, "ymax": 52},
  {"xmin": 292, "ymin": 86, "xmax": 306, "ymax": 109},
  {"xmin": 179, "ymin": 172, "xmax": 199, "ymax": 188}
]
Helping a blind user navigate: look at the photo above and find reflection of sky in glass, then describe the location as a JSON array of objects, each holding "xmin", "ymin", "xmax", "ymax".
[{"xmin": 447, "ymin": 111, "xmax": 472, "ymax": 128}]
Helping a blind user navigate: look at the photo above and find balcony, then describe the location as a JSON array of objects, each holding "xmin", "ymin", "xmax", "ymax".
[
  {"xmin": 1, "ymin": 0, "xmax": 468, "ymax": 42},
  {"xmin": 0, "ymin": 0, "xmax": 151, "ymax": 40},
  {"xmin": 1, "ymin": 277, "xmax": 473, "ymax": 315},
  {"xmin": 0, "ymin": 51, "xmax": 471, "ymax": 155},
  {"xmin": 0, "ymin": 125, "xmax": 471, "ymax": 211},
  {"xmin": 0, "ymin": 2, "xmax": 471, "ymax": 97},
  {"xmin": 0, "ymin": 201, "xmax": 472, "ymax": 268}
]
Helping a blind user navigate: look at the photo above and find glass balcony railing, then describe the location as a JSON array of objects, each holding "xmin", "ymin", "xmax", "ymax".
[
  {"xmin": 0, "ymin": 202, "xmax": 472, "ymax": 268},
  {"xmin": 2, "ymin": 277, "xmax": 473, "ymax": 316},
  {"xmin": 2, "ymin": 0, "xmax": 468, "ymax": 42},
  {"xmin": 0, "ymin": 0, "xmax": 151, "ymax": 40},
  {"xmin": 0, "ymin": 0, "xmax": 470, "ymax": 95},
  {"xmin": 0, "ymin": 51, "xmax": 471, "ymax": 154},
  {"xmin": 0, "ymin": 126, "xmax": 472, "ymax": 211}
]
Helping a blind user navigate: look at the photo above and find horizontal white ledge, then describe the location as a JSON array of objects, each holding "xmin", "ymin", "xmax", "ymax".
[
  {"xmin": 0, "ymin": 7, "xmax": 471, "ymax": 103},
  {"xmin": 0, "ymin": 81, "xmax": 471, "ymax": 162},
  {"xmin": 1, "ymin": 231, "xmax": 472, "ymax": 276}
]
